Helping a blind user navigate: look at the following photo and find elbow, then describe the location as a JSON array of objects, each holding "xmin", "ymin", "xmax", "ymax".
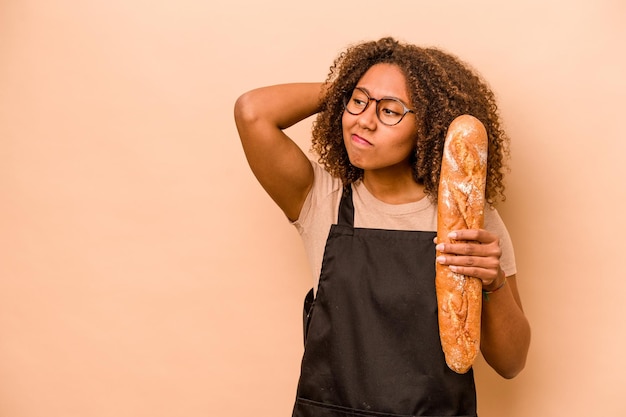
[
  {"xmin": 486, "ymin": 322, "xmax": 532, "ymax": 379},
  {"xmin": 486, "ymin": 348, "xmax": 529, "ymax": 379},
  {"xmin": 497, "ymin": 357, "xmax": 527, "ymax": 379},
  {"xmin": 500, "ymin": 334, "xmax": 531, "ymax": 379},
  {"xmin": 234, "ymin": 91, "xmax": 260, "ymax": 128}
]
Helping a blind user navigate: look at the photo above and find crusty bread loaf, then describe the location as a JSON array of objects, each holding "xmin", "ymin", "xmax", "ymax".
[{"xmin": 436, "ymin": 114, "xmax": 488, "ymax": 374}]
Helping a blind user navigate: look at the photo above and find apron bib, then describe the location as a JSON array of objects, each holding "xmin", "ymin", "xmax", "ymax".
[{"xmin": 293, "ymin": 186, "xmax": 477, "ymax": 417}]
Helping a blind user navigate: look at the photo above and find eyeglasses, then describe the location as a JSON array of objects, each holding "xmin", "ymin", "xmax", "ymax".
[{"xmin": 343, "ymin": 87, "xmax": 415, "ymax": 126}]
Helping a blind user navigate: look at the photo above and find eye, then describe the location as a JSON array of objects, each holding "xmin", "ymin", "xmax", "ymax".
[
  {"xmin": 349, "ymin": 90, "xmax": 369, "ymax": 108},
  {"xmin": 380, "ymin": 99, "xmax": 404, "ymax": 116},
  {"xmin": 381, "ymin": 107, "xmax": 401, "ymax": 116},
  {"xmin": 352, "ymin": 97, "xmax": 367, "ymax": 107}
]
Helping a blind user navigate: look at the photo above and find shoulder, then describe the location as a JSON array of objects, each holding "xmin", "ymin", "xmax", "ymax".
[
  {"xmin": 484, "ymin": 206, "xmax": 507, "ymax": 233},
  {"xmin": 292, "ymin": 160, "xmax": 343, "ymax": 230}
]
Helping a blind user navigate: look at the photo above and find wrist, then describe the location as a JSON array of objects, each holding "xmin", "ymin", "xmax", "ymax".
[{"xmin": 482, "ymin": 270, "xmax": 507, "ymax": 300}]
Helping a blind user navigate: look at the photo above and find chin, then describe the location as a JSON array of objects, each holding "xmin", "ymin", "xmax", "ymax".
[{"xmin": 346, "ymin": 154, "xmax": 366, "ymax": 170}]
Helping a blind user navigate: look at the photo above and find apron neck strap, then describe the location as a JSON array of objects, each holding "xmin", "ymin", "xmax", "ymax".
[{"xmin": 338, "ymin": 185, "xmax": 354, "ymax": 227}]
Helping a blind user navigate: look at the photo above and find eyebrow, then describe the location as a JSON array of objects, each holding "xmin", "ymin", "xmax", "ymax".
[{"xmin": 355, "ymin": 86, "xmax": 410, "ymax": 105}]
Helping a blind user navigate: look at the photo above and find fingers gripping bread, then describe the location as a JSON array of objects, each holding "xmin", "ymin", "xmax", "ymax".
[{"xmin": 436, "ymin": 114, "xmax": 488, "ymax": 374}]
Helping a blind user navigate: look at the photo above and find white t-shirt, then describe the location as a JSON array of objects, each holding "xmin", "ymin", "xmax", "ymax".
[{"xmin": 293, "ymin": 161, "xmax": 516, "ymax": 290}]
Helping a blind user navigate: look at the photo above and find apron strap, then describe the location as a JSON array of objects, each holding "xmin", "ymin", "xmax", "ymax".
[
  {"xmin": 337, "ymin": 185, "xmax": 354, "ymax": 227},
  {"xmin": 302, "ymin": 288, "xmax": 315, "ymax": 345}
]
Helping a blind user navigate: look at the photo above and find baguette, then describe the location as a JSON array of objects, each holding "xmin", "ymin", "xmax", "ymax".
[{"xmin": 436, "ymin": 114, "xmax": 488, "ymax": 374}]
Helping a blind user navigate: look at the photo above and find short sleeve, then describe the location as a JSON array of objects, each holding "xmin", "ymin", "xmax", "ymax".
[{"xmin": 484, "ymin": 206, "xmax": 517, "ymax": 277}]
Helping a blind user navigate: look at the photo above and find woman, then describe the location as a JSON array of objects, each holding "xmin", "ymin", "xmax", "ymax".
[{"xmin": 234, "ymin": 37, "xmax": 530, "ymax": 417}]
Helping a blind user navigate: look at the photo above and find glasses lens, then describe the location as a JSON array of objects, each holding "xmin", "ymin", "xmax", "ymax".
[
  {"xmin": 377, "ymin": 99, "xmax": 405, "ymax": 125},
  {"xmin": 345, "ymin": 89, "xmax": 369, "ymax": 115}
]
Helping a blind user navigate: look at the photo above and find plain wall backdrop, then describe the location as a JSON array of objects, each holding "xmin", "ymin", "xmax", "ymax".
[{"xmin": 1, "ymin": 0, "xmax": 625, "ymax": 416}]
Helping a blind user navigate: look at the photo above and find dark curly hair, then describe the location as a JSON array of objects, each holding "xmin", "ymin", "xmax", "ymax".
[{"xmin": 312, "ymin": 37, "xmax": 510, "ymax": 204}]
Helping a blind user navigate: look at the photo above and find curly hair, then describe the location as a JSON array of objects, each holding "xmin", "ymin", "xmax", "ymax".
[{"xmin": 311, "ymin": 37, "xmax": 510, "ymax": 204}]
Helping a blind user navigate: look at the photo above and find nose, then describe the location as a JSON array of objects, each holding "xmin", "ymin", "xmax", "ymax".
[{"xmin": 356, "ymin": 100, "xmax": 378, "ymax": 130}]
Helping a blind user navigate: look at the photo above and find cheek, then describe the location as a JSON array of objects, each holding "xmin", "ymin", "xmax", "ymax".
[
  {"xmin": 406, "ymin": 126, "xmax": 419, "ymax": 149},
  {"xmin": 392, "ymin": 133, "xmax": 418, "ymax": 161},
  {"xmin": 341, "ymin": 111, "xmax": 351, "ymax": 129},
  {"xmin": 341, "ymin": 114, "xmax": 352, "ymax": 140},
  {"xmin": 396, "ymin": 129, "xmax": 418, "ymax": 151}
]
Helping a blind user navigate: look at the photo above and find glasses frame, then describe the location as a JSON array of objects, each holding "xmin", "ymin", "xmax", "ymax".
[{"xmin": 343, "ymin": 87, "xmax": 416, "ymax": 126}]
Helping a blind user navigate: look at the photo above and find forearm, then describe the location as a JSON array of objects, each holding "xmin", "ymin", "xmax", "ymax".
[
  {"xmin": 234, "ymin": 82, "xmax": 326, "ymax": 131},
  {"xmin": 480, "ymin": 276, "xmax": 531, "ymax": 378}
]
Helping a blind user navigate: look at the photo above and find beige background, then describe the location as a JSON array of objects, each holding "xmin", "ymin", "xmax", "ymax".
[{"xmin": 1, "ymin": 0, "xmax": 625, "ymax": 416}]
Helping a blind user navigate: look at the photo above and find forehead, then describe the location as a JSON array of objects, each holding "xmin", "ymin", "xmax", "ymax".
[{"xmin": 356, "ymin": 63, "xmax": 409, "ymax": 101}]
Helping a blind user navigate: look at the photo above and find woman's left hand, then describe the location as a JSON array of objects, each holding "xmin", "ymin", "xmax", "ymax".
[{"xmin": 435, "ymin": 229, "xmax": 504, "ymax": 290}]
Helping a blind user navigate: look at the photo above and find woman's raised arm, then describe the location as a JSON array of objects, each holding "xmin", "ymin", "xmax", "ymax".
[{"xmin": 234, "ymin": 83, "xmax": 326, "ymax": 221}]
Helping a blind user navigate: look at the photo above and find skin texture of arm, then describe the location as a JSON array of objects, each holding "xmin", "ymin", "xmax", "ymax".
[
  {"xmin": 233, "ymin": 83, "xmax": 326, "ymax": 221},
  {"xmin": 436, "ymin": 229, "xmax": 531, "ymax": 378},
  {"xmin": 480, "ymin": 274, "xmax": 530, "ymax": 378}
]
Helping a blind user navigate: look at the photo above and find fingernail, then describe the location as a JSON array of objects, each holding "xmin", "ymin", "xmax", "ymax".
[
  {"xmin": 436, "ymin": 256, "xmax": 446, "ymax": 264},
  {"xmin": 436, "ymin": 244, "xmax": 444, "ymax": 251},
  {"xmin": 448, "ymin": 232, "xmax": 457, "ymax": 239}
]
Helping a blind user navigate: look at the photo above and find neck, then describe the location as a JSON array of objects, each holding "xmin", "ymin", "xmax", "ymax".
[{"xmin": 362, "ymin": 169, "xmax": 425, "ymax": 205}]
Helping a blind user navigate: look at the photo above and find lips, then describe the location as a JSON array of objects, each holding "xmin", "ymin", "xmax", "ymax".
[{"xmin": 351, "ymin": 134, "xmax": 373, "ymax": 146}]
